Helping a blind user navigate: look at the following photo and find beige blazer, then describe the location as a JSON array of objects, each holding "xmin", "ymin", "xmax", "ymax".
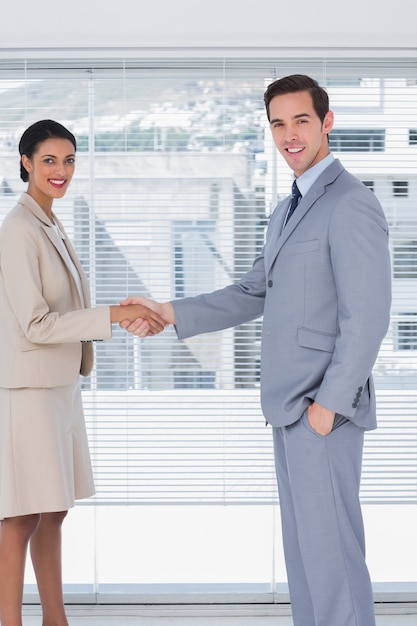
[{"xmin": 0, "ymin": 192, "xmax": 112, "ymax": 388}]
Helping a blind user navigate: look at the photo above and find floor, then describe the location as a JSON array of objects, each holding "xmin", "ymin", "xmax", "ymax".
[{"xmin": 21, "ymin": 603, "xmax": 417, "ymax": 625}]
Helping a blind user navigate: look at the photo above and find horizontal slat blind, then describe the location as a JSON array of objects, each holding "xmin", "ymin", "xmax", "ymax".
[
  {"xmin": 85, "ymin": 390, "xmax": 275, "ymax": 505},
  {"xmin": 0, "ymin": 55, "xmax": 416, "ymax": 505},
  {"xmin": 81, "ymin": 389, "xmax": 417, "ymax": 505}
]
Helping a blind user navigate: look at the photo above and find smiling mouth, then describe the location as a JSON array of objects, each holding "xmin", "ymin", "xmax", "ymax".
[
  {"xmin": 287, "ymin": 147, "xmax": 304, "ymax": 154},
  {"xmin": 49, "ymin": 179, "xmax": 66, "ymax": 187}
]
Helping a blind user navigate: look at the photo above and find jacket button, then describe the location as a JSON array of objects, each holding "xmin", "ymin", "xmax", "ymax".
[{"xmin": 268, "ymin": 280, "xmax": 273, "ymax": 288}]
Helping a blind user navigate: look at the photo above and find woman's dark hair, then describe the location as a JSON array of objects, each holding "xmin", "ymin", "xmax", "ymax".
[
  {"xmin": 264, "ymin": 74, "xmax": 329, "ymax": 124},
  {"xmin": 19, "ymin": 119, "xmax": 76, "ymax": 182}
]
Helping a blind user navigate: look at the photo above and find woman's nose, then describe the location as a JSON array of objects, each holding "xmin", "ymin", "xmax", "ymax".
[{"xmin": 54, "ymin": 162, "xmax": 67, "ymax": 176}]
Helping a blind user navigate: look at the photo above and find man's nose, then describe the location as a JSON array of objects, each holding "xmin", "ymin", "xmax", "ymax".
[{"xmin": 285, "ymin": 125, "xmax": 298, "ymax": 142}]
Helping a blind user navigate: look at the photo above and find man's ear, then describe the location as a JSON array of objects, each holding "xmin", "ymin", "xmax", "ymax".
[{"xmin": 323, "ymin": 110, "xmax": 334, "ymax": 136}]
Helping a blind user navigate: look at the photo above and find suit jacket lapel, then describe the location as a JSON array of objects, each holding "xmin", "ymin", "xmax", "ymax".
[{"xmin": 265, "ymin": 160, "xmax": 344, "ymax": 274}]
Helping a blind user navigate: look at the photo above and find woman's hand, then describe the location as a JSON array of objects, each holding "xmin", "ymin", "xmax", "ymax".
[
  {"xmin": 119, "ymin": 296, "xmax": 175, "ymax": 336},
  {"xmin": 110, "ymin": 303, "xmax": 166, "ymax": 336}
]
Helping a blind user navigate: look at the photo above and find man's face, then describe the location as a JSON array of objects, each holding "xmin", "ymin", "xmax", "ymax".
[{"xmin": 268, "ymin": 90, "xmax": 334, "ymax": 178}]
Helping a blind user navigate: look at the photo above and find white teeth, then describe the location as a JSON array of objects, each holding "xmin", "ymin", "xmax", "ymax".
[
  {"xmin": 288, "ymin": 148, "xmax": 303, "ymax": 153},
  {"xmin": 50, "ymin": 179, "xmax": 65, "ymax": 184}
]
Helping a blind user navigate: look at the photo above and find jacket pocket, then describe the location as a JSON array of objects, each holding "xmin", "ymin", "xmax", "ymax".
[
  {"xmin": 283, "ymin": 239, "xmax": 320, "ymax": 255},
  {"xmin": 297, "ymin": 326, "xmax": 336, "ymax": 353}
]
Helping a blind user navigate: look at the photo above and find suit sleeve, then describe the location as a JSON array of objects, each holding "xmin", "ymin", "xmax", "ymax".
[
  {"xmin": 173, "ymin": 249, "xmax": 267, "ymax": 340},
  {"xmin": 314, "ymin": 187, "xmax": 392, "ymax": 417}
]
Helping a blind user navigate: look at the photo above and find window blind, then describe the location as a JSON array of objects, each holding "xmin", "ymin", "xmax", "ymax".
[{"xmin": 0, "ymin": 55, "xmax": 416, "ymax": 507}]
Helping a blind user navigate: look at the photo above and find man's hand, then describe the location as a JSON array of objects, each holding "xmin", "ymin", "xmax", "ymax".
[
  {"xmin": 307, "ymin": 402, "xmax": 335, "ymax": 436},
  {"xmin": 120, "ymin": 296, "xmax": 176, "ymax": 336}
]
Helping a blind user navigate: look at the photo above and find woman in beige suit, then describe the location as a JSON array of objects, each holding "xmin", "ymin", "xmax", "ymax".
[{"xmin": 0, "ymin": 120, "xmax": 165, "ymax": 626}]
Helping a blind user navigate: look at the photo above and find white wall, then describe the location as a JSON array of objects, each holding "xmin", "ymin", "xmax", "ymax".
[{"xmin": 2, "ymin": 0, "xmax": 417, "ymax": 50}]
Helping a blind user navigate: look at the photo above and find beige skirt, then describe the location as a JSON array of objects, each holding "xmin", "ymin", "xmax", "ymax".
[{"xmin": 0, "ymin": 378, "xmax": 95, "ymax": 520}]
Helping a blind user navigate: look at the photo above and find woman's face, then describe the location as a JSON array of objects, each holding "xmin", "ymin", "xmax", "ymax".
[{"xmin": 22, "ymin": 137, "xmax": 76, "ymax": 211}]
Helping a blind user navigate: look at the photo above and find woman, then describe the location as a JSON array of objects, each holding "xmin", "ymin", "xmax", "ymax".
[{"xmin": 0, "ymin": 120, "xmax": 165, "ymax": 626}]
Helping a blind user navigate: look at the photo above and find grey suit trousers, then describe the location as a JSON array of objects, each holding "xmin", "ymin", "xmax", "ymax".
[{"xmin": 273, "ymin": 414, "xmax": 375, "ymax": 626}]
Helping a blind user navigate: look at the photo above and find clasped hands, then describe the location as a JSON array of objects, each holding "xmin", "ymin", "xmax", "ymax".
[{"xmin": 119, "ymin": 296, "xmax": 174, "ymax": 338}]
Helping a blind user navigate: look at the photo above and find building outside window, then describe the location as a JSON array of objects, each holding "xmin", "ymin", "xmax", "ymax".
[
  {"xmin": 329, "ymin": 128, "xmax": 385, "ymax": 151},
  {"xmin": 392, "ymin": 180, "xmax": 409, "ymax": 197},
  {"xmin": 395, "ymin": 313, "xmax": 417, "ymax": 350},
  {"xmin": 393, "ymin": 240, "xmax": 417, "ymax": 278},
  {"xmin": 409, "ymin": 128, "xmax": 417, "ymax": 145}
]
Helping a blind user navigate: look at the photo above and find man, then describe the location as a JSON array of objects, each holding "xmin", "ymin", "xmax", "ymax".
[{"xmin": 122, "ymin": 75, "xmax": 392, "ymax": 626}]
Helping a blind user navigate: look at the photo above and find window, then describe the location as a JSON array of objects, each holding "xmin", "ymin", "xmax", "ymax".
[
  {"xmin": 361, "ymin": 180, "xmax": 375, "ymax": 192},
  {"xmin": 393, "ymin": 241, "xmax": 417, "ymax": 278},
  {"xmin": 395, "ymin": 313, "xmax": 417, "ymax": 350},
  {"xmin": 326, "ymin": 78, "xmax": 362, "ymax": 87},
  {"xmin": 174, "ymin": 221, "xmax": 218, "ymax": 299},
  {"xmin": 329, "ymin": 128, "xmax": 385, "ymax": 151},
  {"xmin": 1, "ymin": 55, "xmax": 416, "ymax": 600},
  {"xmin": 0, "ymin": 59, "xmax": 415, "ymax": 500},
  {"xmin": 409, "ymin": 129, "xmax": 417, "ymax": 145},
  {"xmin": 393, "ymin": 181, "xmax": 409, "ymax": 197}
]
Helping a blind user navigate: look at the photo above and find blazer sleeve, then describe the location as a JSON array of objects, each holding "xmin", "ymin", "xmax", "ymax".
[
  {"xmin": 314, "ymin": 186, "xmax": 392, "ymax": 417},
  {"xmin": 0, "ymin": 213, "xmax": 112, "ymax": 346}
]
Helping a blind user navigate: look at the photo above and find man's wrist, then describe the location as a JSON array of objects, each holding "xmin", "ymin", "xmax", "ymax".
[{"xmin": 162, "ymin": 301, "xmax": 176, "ymax": 325}]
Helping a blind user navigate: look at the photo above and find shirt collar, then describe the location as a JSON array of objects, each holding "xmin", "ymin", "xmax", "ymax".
[{"xmin": 294, "ymin": 152, "xmax": 335, "ymax": 198}]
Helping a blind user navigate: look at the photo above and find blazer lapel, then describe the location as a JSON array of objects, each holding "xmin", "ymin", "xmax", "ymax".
[
  {"xmin": 51, "ymin": 213, "xmax": 92, "ymax": 309},
  {"xmin": 18, "ymin": 193, "xmax": 91, "ymax": 308},
  {"xmin": 18, "ymin": 194, "xmax": 69, "ymax": 263}
]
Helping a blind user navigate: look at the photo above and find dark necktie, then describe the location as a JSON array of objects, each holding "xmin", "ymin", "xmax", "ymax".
[{"xmin": 284, "ymin": 180, "xmax": 302, "ymax": 227}]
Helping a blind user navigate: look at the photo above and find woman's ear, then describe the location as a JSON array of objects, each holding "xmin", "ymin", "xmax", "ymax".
[{"xmin": 21, "ymin": 154, "xmax": 32, "ymax": 175}]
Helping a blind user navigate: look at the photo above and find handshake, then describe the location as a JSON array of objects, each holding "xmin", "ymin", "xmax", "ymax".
[{"xmin": 117, "ymin": 296, "xmax": 176, "ymax": 338}]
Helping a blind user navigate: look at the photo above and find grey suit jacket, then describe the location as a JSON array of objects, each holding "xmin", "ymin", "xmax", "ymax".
[
  {"xmin": 173, "ymin": 159, "xmax": 392, "ymax": 429},
  {"xmin": 0, "ymin": 192, "xmax": 112, "ymax": 388}
]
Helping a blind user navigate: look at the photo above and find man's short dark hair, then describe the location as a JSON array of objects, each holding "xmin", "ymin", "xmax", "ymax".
[{"xmin": 264, "ymin": 74, "xmax": 329, "ymax": 124}]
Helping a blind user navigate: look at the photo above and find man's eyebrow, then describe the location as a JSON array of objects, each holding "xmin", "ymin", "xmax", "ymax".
[{"xmin": 269, "ymin": 112, "xmax": 312, "ymax": 125}]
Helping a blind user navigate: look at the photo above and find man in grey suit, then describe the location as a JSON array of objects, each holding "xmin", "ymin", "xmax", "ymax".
[{"xmin": 122, "ymin": 75, "xmax": 392, "ymax": 626}]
